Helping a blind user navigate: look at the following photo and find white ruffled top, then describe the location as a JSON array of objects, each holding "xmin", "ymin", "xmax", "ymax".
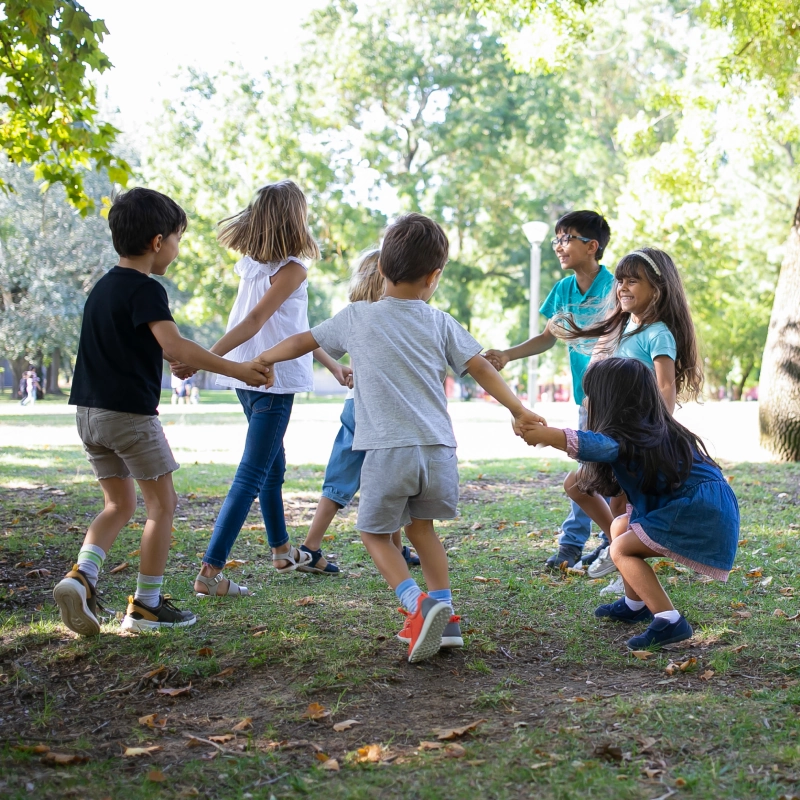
[{"xmin": 216, "ymin": 255, "xmax": 314, "ymax": 394}]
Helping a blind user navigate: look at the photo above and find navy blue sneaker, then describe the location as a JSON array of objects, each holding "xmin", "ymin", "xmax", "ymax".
[
  {"xmin": 626, "ymin": 615, "xmax": 693, "ymax": 650},
  {"xmin": 594, "ymin": 597, "xmax": 653, "ymax": 623}
]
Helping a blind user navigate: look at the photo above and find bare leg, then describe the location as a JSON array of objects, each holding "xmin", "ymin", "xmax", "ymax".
[
  {"xmin": 300, "ymin": 495, "xmax": 342, "ymax": 571},
  {"xmin": 610, "ymin": 529, "xmax": 673, "ymax": 613},
  {"xmin": 136, "ymin": 475, "xmax": 178, "ymax": 577},
  {"xmin": 391, "ymin": 530, "xmax": 403, "ymax": 552},
  {"xmin": 361, "ymin": 532, "xmax": 412, "ymax": 590},
  {"xmin": 404, "ymin": 518, "xmax": 449, "ymax": 591},
  {"xmin": 610, "ymin": 494, "xmax": 627, "ymax": 517},
  {"xmin": 564, "ymin": 470, "xmax": 614, "ymax": 538},
  {"xmin": 82, "ymin": 477, "xmax": 138, "ymax": 554}
]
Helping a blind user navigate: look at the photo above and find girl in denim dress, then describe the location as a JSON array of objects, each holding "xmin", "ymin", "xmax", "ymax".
[{"xmin": 517, "ymin": 358, "xmax": 739, "ymax": 649}]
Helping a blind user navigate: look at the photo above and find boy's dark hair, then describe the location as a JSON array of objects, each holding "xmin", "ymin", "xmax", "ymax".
[
  {"xmin": 555, "ymin": 210, "xmax": 611, "ymax": 260},
  {"xmin": 579, "ymin": 358, "xmax": 715, "ymax": 497},
  {"xmin": 108, "ymin": 188, "xmax": 188, "ymax": 257},
  {"xmin": 380, "ymin": 213, "xmax": 449, "ymax": 283}
]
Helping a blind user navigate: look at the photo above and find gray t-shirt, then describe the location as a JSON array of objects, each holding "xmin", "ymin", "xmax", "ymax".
[{"xmin": 312, "ymin": 298, "xmax": 483, "ymax": 450}]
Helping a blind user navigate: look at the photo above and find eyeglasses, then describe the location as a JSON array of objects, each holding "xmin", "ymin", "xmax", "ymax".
[{"xmin": 551, "ymin": 234, "xmax": 594, "ymax": 248}]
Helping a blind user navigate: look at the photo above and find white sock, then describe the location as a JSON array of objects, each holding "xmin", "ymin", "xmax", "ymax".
[
  {"xmin": 624, "ymin": 596, "xmax": 646, "ymax": 611},
  {"xmin": 134, "ymin": 574, "xmax": 163, "ymax": 607},
  {"xmin": 77, "ymin": 544, "xmax": 106, "ymax": 586},
  {"xmin": 655, "ymin": 609, "xmax": 681, "ymax": 624}
]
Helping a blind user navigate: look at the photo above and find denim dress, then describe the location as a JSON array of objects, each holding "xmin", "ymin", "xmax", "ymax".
[{"xmin": 565, "ymin": 429, "xmax": 739, "ymax": 581}]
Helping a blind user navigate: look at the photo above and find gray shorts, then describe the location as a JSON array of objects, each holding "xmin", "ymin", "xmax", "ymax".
[
  {"xmin": 76, "ymin": 407, "xmax": 179, "ymax": 481},
  {"xmin": 357, "ymin": 445, "xmax": 458, "ymax": 534}
]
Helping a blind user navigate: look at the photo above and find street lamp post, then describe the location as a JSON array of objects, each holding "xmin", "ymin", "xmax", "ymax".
[{"xmin": 521, "ymin": 220, "xmax": 549, "ymax": 407}]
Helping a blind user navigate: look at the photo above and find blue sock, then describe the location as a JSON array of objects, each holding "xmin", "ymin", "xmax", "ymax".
[
  {"xmin": 395, "ymin": 578, "xmax": 422, "ymax": 613},
  {"xmin": 428, "ymin": 588, "xmax": 454, "ymax": 612}
]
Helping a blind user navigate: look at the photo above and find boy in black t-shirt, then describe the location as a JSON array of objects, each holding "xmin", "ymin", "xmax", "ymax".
[{"xmin": 54, "ymin": 188, "xmax": 271, "ymax": 635}]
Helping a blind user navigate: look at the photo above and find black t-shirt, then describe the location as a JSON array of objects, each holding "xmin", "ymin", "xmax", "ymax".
[{"xmin": 69, "ymin": 267, "xmax": 174, "ymax": 416}]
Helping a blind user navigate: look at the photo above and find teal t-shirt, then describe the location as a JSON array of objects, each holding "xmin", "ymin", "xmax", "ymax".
[
  {"xmin": 614, "ymin": 319, "xmax": 676, "ymax": 370},
  {"xmin": 539, "ymin": 266, "xmax": 615, "ymax": 405}
]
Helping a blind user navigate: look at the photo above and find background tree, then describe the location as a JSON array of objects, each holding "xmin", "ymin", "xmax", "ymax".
[
  {"xmin": 0, "ymin": 161, "xmax": 115, "ymax": 391},
  {"xmin": 0, "ymin": 1, "xmax": 130, "ymax": 212}
]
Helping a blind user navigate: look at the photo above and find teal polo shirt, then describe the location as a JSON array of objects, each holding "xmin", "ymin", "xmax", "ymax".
[{"xmin": 539, "ymin": 266, "xmax": 615, "ymax": 405}]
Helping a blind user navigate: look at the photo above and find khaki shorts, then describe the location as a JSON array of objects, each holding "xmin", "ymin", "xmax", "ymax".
[
  {"xmin": 357, "ymin": 445, "xmax": 458, "ymax": 534},
  {"xmin": 76, "ymin": 407, "xmax": 179, "ymax": 481}
]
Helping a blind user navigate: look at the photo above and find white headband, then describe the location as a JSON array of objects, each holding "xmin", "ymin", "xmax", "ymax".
[{"xmin": 629, "ymin": 250, "xmax": 661, "ymax": 276}]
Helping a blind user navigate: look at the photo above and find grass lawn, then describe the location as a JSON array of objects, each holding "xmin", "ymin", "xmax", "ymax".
[{"xmin": 1, "ymin": 419, "xmax": 800, "ymax": 798}]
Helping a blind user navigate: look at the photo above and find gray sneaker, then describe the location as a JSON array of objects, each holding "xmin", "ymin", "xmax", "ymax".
[
  {"xmin": 587, "ymin": 546, "xmax": 618, "ymax": 578},
  {"xmin": 441, "ymin": 616, "xmax": 463, "ymax": 648}
]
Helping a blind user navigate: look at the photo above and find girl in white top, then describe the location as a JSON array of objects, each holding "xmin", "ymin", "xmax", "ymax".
[{"xmin": 192, "ymin": 181, "xmax": 348, "ymax": 597}]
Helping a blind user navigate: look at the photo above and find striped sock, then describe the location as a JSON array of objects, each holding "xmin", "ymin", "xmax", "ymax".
[
  {"xmin": 76, "ymin": 544, "xmax": 106, "ymax": 586},
  {"xmin": 134, "ymin": 574, "xmax": 163, "ymax": 608},
  {"xmin": 428, "ymin": 588, "xmax": 454, "ymax": 612},
  {"xmin": 395, "ymin": 578, "xmax": 423, "ymax": 613}
]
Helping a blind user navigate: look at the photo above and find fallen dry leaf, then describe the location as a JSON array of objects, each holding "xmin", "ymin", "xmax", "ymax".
[
  {"xmin": 301, "ymin": 702, "xmax": 330, "ymax": 721},
  {"xmin": 295, "ymin": 596, "xmax": 316, "ymax": 606},
  {"xmin": 109, "ymin": 562, "xmax": 129, "ymax": 574},
  {"xmin": 774, "ymin": 608, "xmax": 788, "ymax": 618},
  {"xmin": 321, "ymin": 758, "xmax": 340, "ymax": 771},
  {"xmin": 36, "ymin": 502, "xmax": 56, "ymax": 516},
  {"xmin": 699, "ymin": 670, "xmax": 715, "ymax": 681},
  {"xmin": 731, "ymin": 644, "xmax": 749, "ymax": 653},
  {"xmin": 232, "ymin": 718, "xmax": 252, "ymax": 732},
  {"xmin": 142, "ymin": 666, "xmax": 166, "ymax": 679},
  {"xmin": 127, "ymin": 548, "xmax": 141, "ymax": 557},
  {"xmin": 224, "ymin": 559, "xmax": 248, "ymax": 569},
  {"xmin": 473, "ymin": 576, "xmax": 500, "ymax": 584},
  {"xmin": 14, "ymin": 561, "xmax": 34, "ymax": 568},
  {"xmin": 779, "ymin": 587, "xmax": 795, "ymax": 597},
  {"xmin": 322, "ymin": 534, "xmax": 335, "ymax": 541},
  {"xmin": 315, "ymin": 752, "xmax": 329, "ymax": 762},
  {"xmin": 333, "ymin": 719, "xmax": 360, "ymax": 732},
  {"xmin": 122, "ymin": 745, "xmax": 162, "ymax": 757},
  {"xmin": 594, "ymin": 743, "xmax": 623, "ymax": 762},
  {"xmin": 15, "ymin": 744, "xmax": 49, "ymax": 754},
  {"xmin": 419, "ymin": 741, "xmax": 444, "ymax": 751},
  {"xmin": 444, "ymin": 743, "xmax": 466, "ymax": 758},
  {"xmin": 733, "ymin": 610, "xmax": 752, "ymax": 619},
  {"xmin": 215, "ymin": 668, "xmax": 234, "ymax": 679},
  {"xmin": 197, "ymin": 647, "xmax": 214, "ymax": 657},
  {"xmin": 643, "ymin": 767, "xmax": 664, "ymax": 779},
  {"xmin": 42, "ymin": 751, "xmax": 89, "ymax": 765},
  {"xmin": 630, "ymin": 650, "xmax": 655, "ymax": 660},
  {"xmin": 434, "ymin": 719, "xmax": 487, "ymax": 740},
  {"xmin": 157, "ymin": 684, "xmax": 192, "ymax": 697},
  {"xmin": 745, "ymin": 567, "xmax": 763, "ymax": 579},
  {"xmin": 679, "ymin": 657, "xmax": 697, "ymax": 672},
  {"xmin": 25, "ymin": 568, "xmax": 51, "ymax": 578},
  {"xmin": 138, "ymin": 714, "xmax": 167, "ymax": 730},
  {"xmin": 356, "ymin": 744, "xmax": 383, "ymax": 762},
  {"xmin": 208, "ymin": 735, "xmax": 234, "ymax": 744},
  {"xmin": 147, "ymin": 770, "xmax": 167, "ymax": 782},
  {"xmin": 185, "ymin": 737, "xmax": 204, "ymax": 748}
]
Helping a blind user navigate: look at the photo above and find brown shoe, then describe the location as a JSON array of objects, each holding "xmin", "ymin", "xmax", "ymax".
[
  {"xmin": 53, "ymin": 566, "xmax": 101, "ymax": 636},
  {"xmin": 120, "ymin": 595, "xmax": 196, "ymax": 632}
]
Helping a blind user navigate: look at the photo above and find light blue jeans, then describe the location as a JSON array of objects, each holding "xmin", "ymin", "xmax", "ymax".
[
  {"xmin": 558, "ymin": 405, "xmax": 609, "ymax": 550},
  {"xmin": 203, "ymin": 390, "xmax": 294, "ymax": 568}
]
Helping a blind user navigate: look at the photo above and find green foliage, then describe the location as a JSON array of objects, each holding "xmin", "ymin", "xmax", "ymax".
[{"xmin": 0, "ymin": 0, "xmax": 131, "ymax": 212}]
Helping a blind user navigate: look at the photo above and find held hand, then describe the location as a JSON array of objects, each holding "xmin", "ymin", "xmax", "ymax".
[
  {"xmin": 237, "ymin": 360, "xmax": 273, "ymax": 388},
  {"xmin": 333, "ymin": 365, "xmax": 353, "ymax": 388},
  {"xmin": 513, "ymin": 407, "xmax": 547, "ymax": 429},
  {"xmin": 510, "ymin": 418, "xmax": 546, "ymax": 446},
  {"xmin": 484, "ymin": 349, "xmax": 509, "ymax": 370},
  {"xmin": 170, "ymin": 362, "xmax": 196, "ymax": 380}
]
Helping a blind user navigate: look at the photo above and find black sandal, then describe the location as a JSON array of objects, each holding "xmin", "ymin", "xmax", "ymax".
[
  {"xmin": 296, "ymin": 545, "xmax": 340, "ymax": 575},
  {"xmin": 402, "ymin": 545, "xmax": 421, "ymax": 566}
]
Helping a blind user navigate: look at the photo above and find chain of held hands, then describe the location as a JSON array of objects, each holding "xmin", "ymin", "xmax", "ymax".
[{"xmin": 170, "ymin": 351, "xmax": 542, "ymax": 437}]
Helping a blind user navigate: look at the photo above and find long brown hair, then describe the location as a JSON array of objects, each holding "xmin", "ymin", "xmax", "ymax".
[
  {"xmin": 217, "ymin": 180, "xmax": 320, "ymax": 262},
  {"xmin": 553, "ymin": 247, "xmax": 703, "ymax": 402},
  {"xmin": 348, "ymin": 249, "xmax": 384, "ymax": 303},
  {"xmin": 579, "ymin": 358, "xmax": 715, "ymax": 497}
]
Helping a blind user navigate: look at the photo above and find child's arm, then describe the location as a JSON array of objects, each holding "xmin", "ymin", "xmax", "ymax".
[
  {"xmin": 313, "ymin": 348, "xmax": 352, "ymax": 387},
  {"xmin": 465, "ymin": 354, "xmax": 547, "ymax": 428},
  {"xmin": 256, "ymin": 331, "xmax": 321, "ymax": 367},
  {"xmin": 654, "ymin": 356, "xmax": 676, "ymax": 414},
  {"xmin": 210, "ymin": 261, "xmax": 307, "ymax": 356},
  {"xmin": 149, "ymin": 321, "xmax": 272, "ymax": 387},
  {"xmin": 484, "ymin": 323, "xmax": 557, "ymax": 370},
  {"xmin": 516, "ymin": 423, "xmax": 568, "ymax": 451}
]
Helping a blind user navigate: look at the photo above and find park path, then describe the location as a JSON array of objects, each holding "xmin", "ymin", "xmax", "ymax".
[{"xmin": 0, "ymin": 398, "xmax": 773, "ymax": 466}]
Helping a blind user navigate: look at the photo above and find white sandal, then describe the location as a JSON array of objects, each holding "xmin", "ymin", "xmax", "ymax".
[
  {"xmin": 273, "ymin": 545, "xmax": 313, "ymax": 574},
  {"xmin": 194, "ymin": 572, "xmax": 251, "ymax": 598}
]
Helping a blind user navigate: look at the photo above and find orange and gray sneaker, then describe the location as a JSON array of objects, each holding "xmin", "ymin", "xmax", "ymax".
[
  {"xmin": 53, "ymin": 565, "xmax": 101, "ymax": 636},
  {"xmin": 120, "ymin": 595, "xmax": 196, "ymax": 632},
  {"xmin": 401, "ymin": 594, "xmax": 451, "ymax": 663},
  {"xmin": 397, "ymin": 609, "xmax": 463, "ymax": 649}
]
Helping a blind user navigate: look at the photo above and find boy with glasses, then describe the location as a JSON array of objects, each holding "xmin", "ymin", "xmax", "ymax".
[{"xmin": 485, "ymin": 210, "xmax": 614, "ymax": 569}]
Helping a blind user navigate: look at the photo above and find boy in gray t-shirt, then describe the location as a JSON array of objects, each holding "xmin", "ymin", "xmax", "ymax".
[{"xmin": 257, "ymin": 213, "xmax": 543, "ymax": 662}]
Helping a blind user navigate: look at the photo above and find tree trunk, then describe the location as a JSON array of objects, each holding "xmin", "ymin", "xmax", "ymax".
[
  {"xmin": 46, "ymin": 348, "xmax": 63, "ymax": 394},
  {"xmin": 9, "ymin": 357, "xmax": 27, "ymax": 398},
  {"xmin": 759, "ymin": 209, "xmax": 800, "ymax": 461}
]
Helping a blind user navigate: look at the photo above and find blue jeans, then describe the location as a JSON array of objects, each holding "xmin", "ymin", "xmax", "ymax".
[
  {"xmin": 203, "ymin": 390, "xmax": 294, "ymax": 568},
  {"xmin": 558, "ymin": 405, "xmax": 609, "ymax": 550},
  {"xmin": 321, "ymin": 399, "xmax": 365, "ymax": 507}
]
